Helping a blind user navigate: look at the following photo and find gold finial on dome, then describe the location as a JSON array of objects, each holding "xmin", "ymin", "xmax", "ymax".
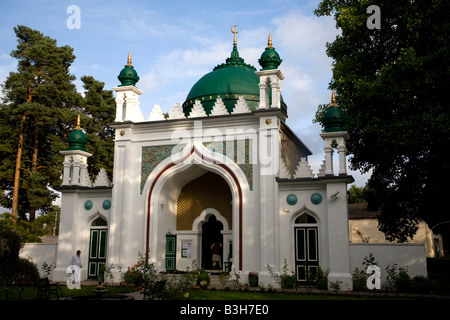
[
  {"xmin": 266, "ymin": 33, "xmax": 273, "ymax": 49},
  {"xmin": 125, "ymin": 52, "xmax": 133, "ymax": 67},
  {"xmin": 75, "ymin": 114, "xmax": 81, "ymax": 130},
  {"xmin": 331, "ymin": 90, "xmax": 338, "ymax": 107},
  {"xmin": 231, "ymin": 25, "xmax": 239, "ymax": 44}
]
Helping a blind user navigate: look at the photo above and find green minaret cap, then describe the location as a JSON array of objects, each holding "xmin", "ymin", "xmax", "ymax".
[
  {"xmin": 323, "ymin": 90, "xmax": 345, "ymax": 132},
  {"xmin": 118, "ymin": 52, "xmax": 139, "ymax": 86},
  {"xmin": 67, "ymin": 114, "xmax": 88, "ymax": 151},
  {"xmin": 258, "ymin": 34, "xmax": 282, "ymax": 70}
]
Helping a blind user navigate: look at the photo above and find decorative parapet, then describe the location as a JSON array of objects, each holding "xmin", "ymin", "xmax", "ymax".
[
  {"xmin": 188, "ymin": 99, "xmax": 207, "ymax": 118},
  {"xmin": 210, "ymin": 97, "xmax": 228, "ymax": 116},
  {"xmin": 94, "ymin": 168, "xmax": 111, "ymax": 187},
  {"xmin": 232, "ymin": 96, "xmax": 251, "ymax": 114},
  {"xmin": 293, "ymin": 157, "xmax": 314, "ymax": 179},
  {"xmin": 168, "ymin": 102, "xmax": 185, "ymax": 119},
  {"xmin": 148, "ymin": 104, "xmax": 165, "ymax": 121}
]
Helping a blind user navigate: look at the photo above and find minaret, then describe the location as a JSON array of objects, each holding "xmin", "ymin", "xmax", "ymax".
[
  {"xmin": 255, "ymin": 34, "xmax": 284, "ymax": 109},
  {"xmin": 113, "ymin": 52, "xmax": 144, "ymax": 122},
  {"xmin": 60, "ymin": 114, "xmax": 92, "ymax": 186},
  {"xmin": 320, "ymin": 90, "xmax": 350, "ymax": 176}
]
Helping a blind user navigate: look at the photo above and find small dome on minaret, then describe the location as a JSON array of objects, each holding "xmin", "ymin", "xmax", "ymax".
[
  {"xmin": 118, "ymin": 52, "xmax": 140, "ymax": 87},
  {"xmin": 258, "ymin": 34, "xmax": 282, "ymax": 70}
]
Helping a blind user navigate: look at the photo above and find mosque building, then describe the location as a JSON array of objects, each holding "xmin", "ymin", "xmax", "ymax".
[{"xmin": 47, "ymin": 28, "xmax": 428, "ymax": 290}]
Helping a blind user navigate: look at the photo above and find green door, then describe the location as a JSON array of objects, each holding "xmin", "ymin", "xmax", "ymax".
[
  {"xmin": 165, "ymin": 234, "xmax": 177, "ymax": 272},
  {"xmin": 294, "ymin": 227, "xmax": 318, "ymax": 282},
  {"xmin": 88, "ymin": 229, "xmax": 108, "ymax": 279}
]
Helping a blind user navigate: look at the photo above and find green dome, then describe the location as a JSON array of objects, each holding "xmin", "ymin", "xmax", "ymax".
[
  {"xmin": 182, "ymin": 42, "xmax": 286, "ymax": 116},
  {"xmin": 66, "ymin": 114, "xmax": 88, "ymax": 151},
  {"xmin": 258, "ymin": 35, "xmax": 282, "ymax": 70},
  {"xmin": 323, "ymin": 91, "xmax": 345, "ymax": 132},
  {"xmin": 118, "ymin": 53, "xmax": 139, "ymax": 87},
  {"xmin": 67, "ymin": 129, "xmax": 88, "ymax": 151}
]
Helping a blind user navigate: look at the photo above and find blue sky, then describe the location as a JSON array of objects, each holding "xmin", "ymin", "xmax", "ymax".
[{"xmin": 0, "ymin": 0, "xmax": 371, "ymax": 187}]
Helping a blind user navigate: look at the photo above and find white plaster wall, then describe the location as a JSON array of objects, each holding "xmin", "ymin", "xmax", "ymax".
[
  {"xmin": 20, "ymin": 243, "xmax": 58, "ymax": 279},
  {"xmin": 349, "ymin": 243, "xmax": 428, "ymax": 283}
]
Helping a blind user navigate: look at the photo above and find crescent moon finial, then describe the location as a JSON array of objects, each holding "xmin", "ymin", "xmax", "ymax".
[{"xmin": 231, "ymin": 25, "xmax": 239, "ymax": 44}]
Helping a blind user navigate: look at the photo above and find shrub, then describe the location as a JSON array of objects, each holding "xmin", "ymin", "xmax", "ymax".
[
  {"xmin": 352, "ymin": 253, "xmax": 379, "ymax": 291},
  {"xmin": 351, "ymin": 268, "xmax": 367, "ymax": 291},
  {"xmin": 0, "ymin": 226, "xmax": 40, "ymax": 286},
  {"xmin": 121, "ymin": 251, "xmax": 157, "ymax": 288},
  {"xmin": 411, "ymin": 275, "xmax": 433, "ymax": 294},
  {"xmin": 316, "ymin": 267, "xmax": 329, "ymax": 290},
  {"xmin": 196, "ymin": 268, "xmax": 210, "ymax": 288},
  {"xmin": 267, "ymin": 258, "xmax": 297, "ymax": 289}
]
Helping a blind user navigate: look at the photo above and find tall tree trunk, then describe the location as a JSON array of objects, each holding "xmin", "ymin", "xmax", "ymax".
[
  {"xmin": 29, "ymin": 114, "xmax": 39, "ymax": 221},
  {"xmin": 11, "ymin": 112, "xmax": 27, "ymax": 220},
  {"xmin": 12, "ymin": 85, "xmax": 32, "ymax": 220}
]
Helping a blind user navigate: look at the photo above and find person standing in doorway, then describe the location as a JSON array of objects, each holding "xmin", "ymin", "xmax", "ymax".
[{"xmin": 211, "ymin": 241, "xmax": 222, "ymax": 270}]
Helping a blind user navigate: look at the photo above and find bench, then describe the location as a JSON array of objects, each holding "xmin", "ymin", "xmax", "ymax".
[
  {"xmin": 36, "ymin": 277, "xmax": 60, "ymax": 300},
  {"xmin": 141, "ymin": 280, "xmax": 167, "ymax": 300}
]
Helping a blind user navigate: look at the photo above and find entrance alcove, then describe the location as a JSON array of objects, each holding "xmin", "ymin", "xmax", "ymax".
[
  {"xmin": 201, "ymin": 215, "xmax": 224, "ymax": 269},
  {"xmin": 176, "ymin": 170, "xmax": 232, "ymax": 270}
]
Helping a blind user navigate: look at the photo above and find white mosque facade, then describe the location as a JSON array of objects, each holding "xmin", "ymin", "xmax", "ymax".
[{"xmin": 41, "ymin": 32, "xmax": 428, "ymax": 290}]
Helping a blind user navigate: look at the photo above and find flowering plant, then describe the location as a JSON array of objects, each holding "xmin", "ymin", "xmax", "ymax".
[
  {"xmin": 121, "ymin": 251, "xmax": 157, "ymax": 288},
  {"xmin": 249, "ymin": 271, "xmax": 259, "ymax": 278}
]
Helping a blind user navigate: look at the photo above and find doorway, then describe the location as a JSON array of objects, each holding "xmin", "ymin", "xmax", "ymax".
[
  {"xmin": 294, "ymin": 213, "xmax": 319, "ymax": 282},
  {"xmin": 88, "ymin": 217, "xmax": 108, "ymax": 280},
  {"xmin": 201, "ymin": 215, "xmax": 223, "ymax": 270}
]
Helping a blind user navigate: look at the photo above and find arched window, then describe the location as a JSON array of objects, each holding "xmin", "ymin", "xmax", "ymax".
[
  {"xmin": 91, "ymin": 216, "xmax": 107, "ymax": 227},
  {"xmin": 294, "ymin": 213, "xmax": 317, "ymax": 224}
]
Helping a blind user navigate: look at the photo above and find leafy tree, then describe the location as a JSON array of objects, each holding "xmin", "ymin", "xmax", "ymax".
[
  {"xmin": 347, "ymin": 185, "xmax": 368, "ymax": 204},
  {"xmin": 0, "ymin": 25, "xmax": 80, "ymax": 221},
  {"xmin": 0, "ymin": 26, "xmax": 115, "ymax": 224},
  {"xmin": 79, "ymin": 76, "xmax": 116, "ymax": 180},
  {"xmin": 314, "ymin": 1, "xmax": 450, "ymax": 241}
]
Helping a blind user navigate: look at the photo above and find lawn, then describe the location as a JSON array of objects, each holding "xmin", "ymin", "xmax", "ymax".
[
  {"xmin": 0, "ymin": 285, "xmax": 390, "ymax": 300},
  {"xmin": 188, "ymin": 289, "xmax": 370, "ymax": 300}
]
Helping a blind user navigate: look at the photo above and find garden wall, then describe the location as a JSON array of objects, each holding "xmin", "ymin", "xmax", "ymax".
[
  {"xmin": 349, "ymin": 243, "xmax": 428, "ymax": 283},
  {"xmin": 20, "ymin": 243, "xmax": 58, "ymax": 279}
]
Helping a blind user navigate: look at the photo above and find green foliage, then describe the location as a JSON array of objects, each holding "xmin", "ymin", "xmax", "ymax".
[
  {"xmin": 121, "ymin": 251, "xmax": 157, "ymax": 288},
  {"xmin": 79, "ymin": 75, "xmax": 116, "ymax": 180},
  {"xmin": 351, "ymin": 253, "xmax": 378, "ymax": 291},
  {"xmin": 347, "ymin": 185, "xmax": 369, "ymax": 204},
  {"xmin": 267, "ymin": 258, "xmax": 297, "ymax": 289},
  {"xmin": 0, "ymin": 225, "xmax": 40, "ymax": 285},
  {"xmin": 314, "ymin": 1, "xmax": 450, "ymax": 242},
  {"xmin": 0, "ymin": 209, "xmax": 59, "ymax": 243},
  {"xmin": 196, "ymin": 268, "xmax": 211, "ymax": 288},
  {"xmin": 0, "ymin": 25, "xmax": 80, "ymax": 220},
  {"xmin": 0, "ymin": 25, "xmax": 115, "ymax": 222}
]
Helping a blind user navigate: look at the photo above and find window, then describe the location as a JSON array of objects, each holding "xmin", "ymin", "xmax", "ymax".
[
  {"xmin": 91, "ymin": 217, "xmax": 107, "ymax": 227},
  {"xmin": 294, "ymin": 213, "xmax": 317, "ymax": 224}
]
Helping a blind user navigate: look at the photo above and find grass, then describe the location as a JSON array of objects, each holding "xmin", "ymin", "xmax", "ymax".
[
  {"xmin": 0, "ymin": 284, "xmax": 382, "ymax": 300},
  {"xmin": 188, "ymin": 289, "xmax": 371, "ymax": 300},
  {"xmin": 0, "ymin": 284, "xmax": 136, "ymax": 300}
]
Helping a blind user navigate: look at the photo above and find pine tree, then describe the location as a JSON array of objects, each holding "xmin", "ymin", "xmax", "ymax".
[
  {"xmin": 0, "ymin": 25, "xmax": 80, "ymax": 221},
  {"xmin": 80, "ymin": 75, "xmax": 116, "ymax": 180}
]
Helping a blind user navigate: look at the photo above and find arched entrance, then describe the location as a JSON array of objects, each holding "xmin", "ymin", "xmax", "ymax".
[
  {"xmin": 88, "ymin": 216, "xmax": 108, "ymax": 280},
  {"xmin": 294, "ymin": 212, "xmax": 319, "ymax": 282},
  {"xmin": 201, "ymin": 215, "xmax": 223, "ymax": 270},
  {"xmin": 145, "ymin": 147, "xmax": 245, "ymax": 270}
]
